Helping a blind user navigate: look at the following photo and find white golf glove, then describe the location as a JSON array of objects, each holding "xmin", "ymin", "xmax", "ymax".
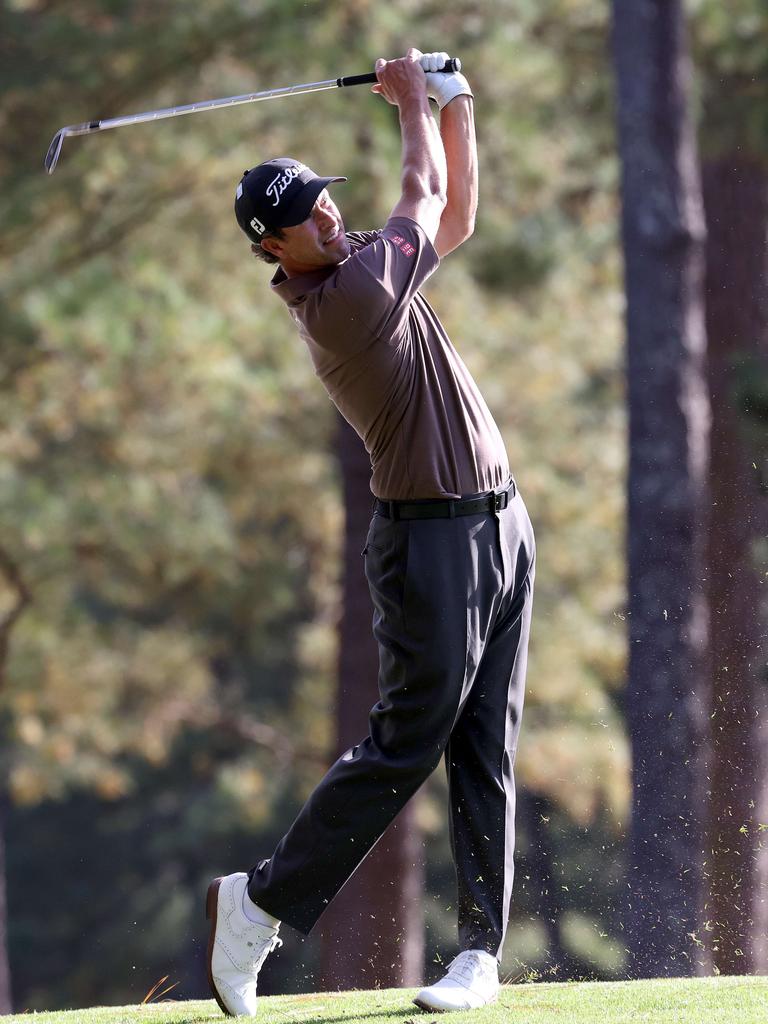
[{"xmin": 419, "ymin": 51, "xmax": 473, "ymax": 110}]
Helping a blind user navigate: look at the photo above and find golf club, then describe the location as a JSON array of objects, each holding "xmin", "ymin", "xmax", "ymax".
[{"xmin": 44, "ymin": 57, "xmax": 462, "ymax": 175}]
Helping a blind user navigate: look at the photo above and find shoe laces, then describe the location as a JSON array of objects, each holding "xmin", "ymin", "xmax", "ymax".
[
  {"xmin": 245, "ymin": 930, "xmax": 283, "ymax": 972},
  {"xmin": 445, "ymin": 950, "xmax": 496, "ymax": 988}
]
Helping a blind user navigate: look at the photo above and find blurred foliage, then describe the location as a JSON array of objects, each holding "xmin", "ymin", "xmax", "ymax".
[
  {"xmin": 690, "ymin": 0, "xmax": 768, "ymax": 160},
  {"xmin": 0, "ymin": 0, "xmax": 649, "ymax": 1009}
]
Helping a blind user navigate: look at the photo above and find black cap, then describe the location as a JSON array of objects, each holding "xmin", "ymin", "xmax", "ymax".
[{"xmin": 234, "ymin": 158, "xmax": 347, "ymax": 244}]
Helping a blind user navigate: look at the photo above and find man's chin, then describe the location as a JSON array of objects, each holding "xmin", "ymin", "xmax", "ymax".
[{"xmin": 327, "ymin": 238, "xmax": 351, "ymax": 264}]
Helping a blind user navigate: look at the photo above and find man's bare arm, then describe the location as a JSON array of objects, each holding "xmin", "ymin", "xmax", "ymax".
[
  {"xmin": 372, "ymin": 50, "xmax": 447, "ymax": 243},
  {"xmin": 434, "ymin": 95, "xmax": 478, "ymax": 258}
]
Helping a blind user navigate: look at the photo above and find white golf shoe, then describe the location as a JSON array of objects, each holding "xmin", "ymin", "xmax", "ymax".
[
  {"xmin": 414, "ymin": 949, "xmax": 500, "ymax": 1012},
  {"xmin": 206, "ymin": 872, "xmax": 282, "ymax": 1017}
]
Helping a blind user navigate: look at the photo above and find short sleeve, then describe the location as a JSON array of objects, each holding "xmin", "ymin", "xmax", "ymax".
[{"xmin": 335, "ymin": 217, "xmax": 440, "ymax": 343}]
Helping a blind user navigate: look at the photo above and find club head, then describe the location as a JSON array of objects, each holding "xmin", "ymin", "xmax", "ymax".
[{"xmin": 44, "ymin": 129, "xmax": 66, "ymax": 175}]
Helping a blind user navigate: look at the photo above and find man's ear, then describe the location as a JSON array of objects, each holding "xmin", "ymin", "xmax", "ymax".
[{"xmin": 260, "ymin": 235, "xmax": 283, "ymax": 259}]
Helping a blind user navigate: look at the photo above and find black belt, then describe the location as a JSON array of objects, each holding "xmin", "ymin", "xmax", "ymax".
[{"xmin": 375, "ymin": 479, "xmax": 516, "ymax": 521}]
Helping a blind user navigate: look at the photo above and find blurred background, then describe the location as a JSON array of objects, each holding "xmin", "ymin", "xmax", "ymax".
[{"xmin": 0, "ymin": 0, "xmax": 766, "ymax": 1014}]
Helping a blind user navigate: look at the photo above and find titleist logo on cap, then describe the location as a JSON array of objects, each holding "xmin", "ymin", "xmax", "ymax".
[{"xmin": 266, "ymin": 164, "xmax": 308, "ymax": 207}]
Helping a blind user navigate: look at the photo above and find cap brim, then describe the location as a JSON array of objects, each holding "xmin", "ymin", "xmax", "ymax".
[{"xmin": 280, "ymin": 176, "xmax": 347, "ymax": 228}]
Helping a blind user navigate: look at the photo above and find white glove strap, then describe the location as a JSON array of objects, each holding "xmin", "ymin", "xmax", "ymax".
[{"xmin": 428, "ymin": 72, "xmax": 473, "ymax": 110}]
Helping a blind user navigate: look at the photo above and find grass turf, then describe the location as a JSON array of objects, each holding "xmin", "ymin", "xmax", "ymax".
[{"xmin": 5, "ymin": 976, "xmax": 766, "ymax": 1024}]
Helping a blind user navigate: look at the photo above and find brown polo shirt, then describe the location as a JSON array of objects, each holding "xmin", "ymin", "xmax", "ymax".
[{"xmin": 271, "ymin": 216, "xmax": 510, "ymax": 500}]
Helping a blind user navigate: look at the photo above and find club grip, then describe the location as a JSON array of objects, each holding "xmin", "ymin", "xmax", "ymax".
[{"xmin": 337, "ymin": 57, "xmax": 461, "ymax": 88}]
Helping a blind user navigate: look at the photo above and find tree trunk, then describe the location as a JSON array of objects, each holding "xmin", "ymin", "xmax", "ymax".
[
  {"xmin": 317, "ymin": 414, "xmax": 424, "ymax": 989},
  {"xmin": 611, "ymin": 0, "xmax": 710, "ymax": 976},
  {"xmin": 701, "ymin": 156, "xmax": 768, "ymax": 974},
  {"xmin": 0, "ymin": 550, "xmax": 31, "ymax": 1013},
  {"xmin": 0, "ymin": 798, "xmax": 11, "ymax": 1014}
]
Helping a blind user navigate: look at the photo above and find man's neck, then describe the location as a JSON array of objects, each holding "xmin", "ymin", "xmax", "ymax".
[{"xmin": 279, "ymin": 259, "xmax": 310, "ymax": 279}]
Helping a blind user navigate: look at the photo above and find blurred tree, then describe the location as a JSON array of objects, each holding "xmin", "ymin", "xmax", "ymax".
[
  {"xmin": 0, "ymin": 548, "xmax": 30, "ymax": 1012},
  {"xmin": 611, "ymin": 0, "xmax": 710, "ymax": 976},
  {"xmin": 1, "ymin": 0, "xmax": 632, "ymax": 1010},
  {"xmin": 0, "ymin": 798, "xmax": 10, "ymax": 1016},
  {"xmin": 1, "ymin": 1, "xmax": 345, "ymax": 1008},
  {"xmin": 694, "ymin": 0, "xmax": 768, "ymax": 974},
  {"xmin": 701, "ymin": 157, "xmax": 768, "ymax": 975},
  {"xmin": 317, "ymin": 415, "xmax": 424, "ymax": 991}
]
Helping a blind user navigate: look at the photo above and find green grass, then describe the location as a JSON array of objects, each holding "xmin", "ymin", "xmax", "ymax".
[{"xmin": 5, "ymin": 977, "xmax": 766, "ymax": 1024}]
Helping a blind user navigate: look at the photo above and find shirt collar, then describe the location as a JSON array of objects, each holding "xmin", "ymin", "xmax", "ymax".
[{"xmin": 270, "ymin": 263, "xmax": 338, "ymax": 304}]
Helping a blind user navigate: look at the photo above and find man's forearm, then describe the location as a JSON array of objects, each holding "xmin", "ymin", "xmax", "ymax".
[
  {"xmin": 398, "ymin": 93, "xmax": 448, "ymax": 205},
  {"xmin": 435, "ymin": 96, "xmax": 478, "ymax": 256},
  {"xmin": 374, "ymin": 52, "xmax": 447, "ymax": 239}
]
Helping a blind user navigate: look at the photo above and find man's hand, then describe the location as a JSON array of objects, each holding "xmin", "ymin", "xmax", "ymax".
[
  {"xmin": 420, "ymin": 51, "xmax": 473, "ymax": 110},
  {"xmin": 371, "ymin": 48, "xmax": 428, "ymax": 107}
]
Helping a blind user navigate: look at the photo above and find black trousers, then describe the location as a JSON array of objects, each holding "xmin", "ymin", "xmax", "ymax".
[{"xmin": 247, "ymin": 486, "xmax": 535, "ymax": 960}]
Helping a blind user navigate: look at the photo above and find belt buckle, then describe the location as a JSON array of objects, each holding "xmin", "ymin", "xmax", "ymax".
[{"xmin": 493, "ymin": 490, "xmax": 508, "ymax": 513}]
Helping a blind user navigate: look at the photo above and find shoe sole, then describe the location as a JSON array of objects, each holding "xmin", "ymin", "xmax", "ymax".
[
  {"xmin": 412, "ymin": 993, "xmax": 499, "ymax": 1013},
  {"xmin": 206, "ymin": 876, "xmax": 234, "ymax": 1018},
  {"xmin": 413, "ymin": 997, "xmax": 447, "ymax": 1013}
]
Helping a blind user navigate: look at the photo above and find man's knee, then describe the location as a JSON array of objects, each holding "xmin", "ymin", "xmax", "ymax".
[{"xmin": 368, "ymin": 711, "xmax": 450, "ymax": 780}]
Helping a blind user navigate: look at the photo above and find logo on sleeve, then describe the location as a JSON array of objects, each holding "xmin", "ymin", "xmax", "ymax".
[{"xmin": 390, "ymin": 235, "xmax": 416, "ymax": 257}]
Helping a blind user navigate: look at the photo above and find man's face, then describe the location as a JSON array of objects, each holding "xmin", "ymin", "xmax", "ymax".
[{"xmin": 263, "ymin": 190, "xmax": 350, "ymax": 273}]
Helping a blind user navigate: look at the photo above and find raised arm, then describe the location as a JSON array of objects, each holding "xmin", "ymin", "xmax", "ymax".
[
  {"xmin": 433, "ymin": 96, "xmax": 478, "ymax": 257},
  {"xmin": 420, "ymin": 53, "xmax": 477, "ymax": 258},
  {"xmin": 372, "ymin": 49, "xmax": 447, "ymax": 243}
]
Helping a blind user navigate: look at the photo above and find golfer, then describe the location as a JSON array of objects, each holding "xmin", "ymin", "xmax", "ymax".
[{"xmin": 207, "ymin": 49, "xmax": 536, "ymax": 1016}]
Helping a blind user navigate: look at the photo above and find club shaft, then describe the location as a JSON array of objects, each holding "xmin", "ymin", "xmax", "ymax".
[
  {"xmin": 68, "ymin": 79, "xmax": 341, "ymax": 138},
  {"xmin": 45, "ymin": 58, "xmax": 461, "ymax": 173}
]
